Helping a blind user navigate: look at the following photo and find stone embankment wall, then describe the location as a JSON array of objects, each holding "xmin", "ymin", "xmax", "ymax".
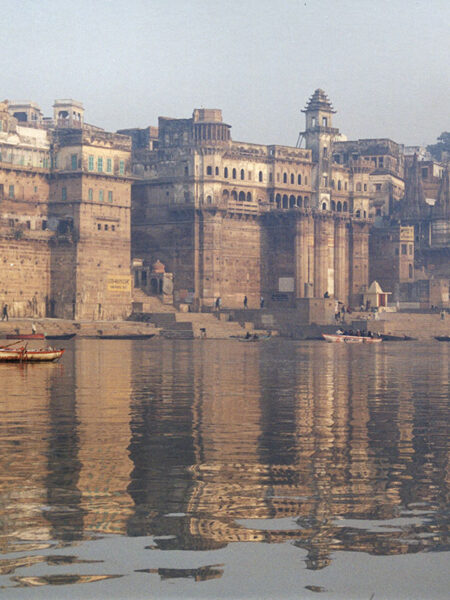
[{"xmin": 0, "ymin": 234, "xmax": 51, "ymax": 318}]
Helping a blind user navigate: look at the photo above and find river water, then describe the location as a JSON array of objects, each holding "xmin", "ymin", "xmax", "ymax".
[{"xmin": 0, "ymin": 338, "xmax": 448, "ymax": 599}]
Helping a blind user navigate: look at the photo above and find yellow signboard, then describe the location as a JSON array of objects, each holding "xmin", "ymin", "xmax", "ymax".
[{"xmin": 107, "ymin": 275, "xmax": 131, "ymax": 292}]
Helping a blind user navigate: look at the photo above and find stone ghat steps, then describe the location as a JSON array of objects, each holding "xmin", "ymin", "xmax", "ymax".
[
  {"xmin": 131, "ymin": 311, "xmax": 253, "ymax": 339},
  {"xmin": 0, "ymin": 318, "xmax": 158, "ymax": 338},
  {"xmin": 131, "ymin": 290, "xmax": 177, "ymax": 314},
  {"xmin": 174, "ymin": 312, "xmax": 250, "ymax": 338},
  {"xmin": 372, "ymin": 312, "xmax": 450, "ymax": 339}
]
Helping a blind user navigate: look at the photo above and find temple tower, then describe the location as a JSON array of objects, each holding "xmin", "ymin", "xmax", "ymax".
[{"xmin": 300, "ymin": 89, "xmax": 339, "ymax": 211}]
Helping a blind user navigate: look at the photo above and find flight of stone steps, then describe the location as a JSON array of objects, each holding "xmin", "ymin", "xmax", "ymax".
[
  {"xmin": 174, "ymin": 312, "xmax": 251, "ymax": 339},
  {"xmin": 137, "ymin": 311, "xmax": 253, "ymax": 339},
  {"xmin": 131, "ymin": 289, "xmax": 177, "ymax": 313},
  {"xmin": 371, "ymin": 311, "xmax": 450, "ymax": 340}
]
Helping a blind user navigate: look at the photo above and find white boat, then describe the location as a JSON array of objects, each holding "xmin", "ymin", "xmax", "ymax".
[{"xmin": 322, "ymin": 333, "xmax": 382, "ymax": 344}]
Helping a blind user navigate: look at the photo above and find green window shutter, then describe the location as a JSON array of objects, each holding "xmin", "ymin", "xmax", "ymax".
[
  {"xmin": 108, "ymin": 191, "xmax": 113, "ymax": 203},
  {"xmin": 98, "ymin": 157, "xmax": 103, "ymax": 172},
  {"xmin": 119, "ymin": 160, "xmax": 125, "ymax": 175},
  {"xmin": 99, "ymin": 190, "xmax": 104, "ymax": 202},
  {"xmin": 62, "ymin": 187, "xmax": 67, "ymax": 201},
  {"xmin": 71, "ymin": 154, "xmax": 77, "ymax": 170},
  {"xmin": 88, "ymin": 188, "xmax": 93, "ymax": 201},
  {"xmin": 107, "ymin": 158, "xmax": 112, "ymax": 172},
  {"xmin": 8, "ymin": 185, "xmax": 14, "ymax": 198},
  {"xmin": 88, "ymin": 155, "xmax": 94, "ymax": 170}
]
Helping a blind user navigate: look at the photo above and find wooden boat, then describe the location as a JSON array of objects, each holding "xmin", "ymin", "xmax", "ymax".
[
  {"xmin": 322, "ymin": 333, "xmax": 382, "ymax": 344},
  {"xmin": 45, "ymin": 333, "xmax": 76, "ymax": 340},
  {"xmin": 435, "ymin": 336, "xmax": 450, "ymax": 342},
  {"xmin": 82, "ymin": 333, "xmax": 156, "ymax": 340},
  {"xmin": 0, "ymin": 346, "xmax": 65, "ymax": 362},
  {"xmin": 237, "ymin": 333, "xmax": 272, "ymax": 343},
  {"xmin": 381, "ymin": 334, "xmax": 416, "ymax": 341},
  {"xmin": 6, "ymin": 333, "xmax": 45, "ymax": 340}
]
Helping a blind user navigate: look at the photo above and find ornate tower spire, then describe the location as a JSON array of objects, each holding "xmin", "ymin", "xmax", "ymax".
[{"xmin": 298, "ymin": 89, "xmax": 340, "ymax": 210}]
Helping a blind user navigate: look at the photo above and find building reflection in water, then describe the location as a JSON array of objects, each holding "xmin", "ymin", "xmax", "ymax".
[
  {"xmin": 126, "ymin": 340, "xmax": 448, "ymax": 570},
  {"xmin": 0, "ymin": 339, "xmax": 448, "ymax": 575}
]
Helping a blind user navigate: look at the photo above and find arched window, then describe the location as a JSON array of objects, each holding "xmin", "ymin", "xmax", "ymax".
[
  {"xmin": 231, "ymin": 190, "xmax": 237, "ymax": 200},
  {"xmin": 215, "ymin": 167, "xmax": 219, "ymax": 175},
  {"xmin": 206, "ymin": 195, "xmax": 212, "ymax": 204},
  {"xmin": 224, "ymin": 167, "xmax": 229, "ymax": 178},
  {"xmin": 337, "ymin": 180, "xmax": 341, "ymax": 191},
  {"xmin": 282, "ymin": 194, "xmax": 288, "ymax": 208},
  {"xmin": 289, "ymin": 195, "xmax": 296, "ymax": 208},
  {"xmin": 322, "ymin": 117, "xmax": 328, "ymax": 127},
  {"xmin": 238, "ymin": 191, "xmax": 245, "ymax": 202},
  {"xmin": 297, "ymin": 196, "xmax": 302, "ymax": 207},
  {"xmin": 206, "ymin": 166, "xmax": 212, "ymax": 175},
  {"xmin": 337, "ymin": 201, "xmax": 342, "ymax": 212},
  {"xmin": 232, "ymin": 168, "xmax": 237, "ymax": 179},
  {"xmin": 331, "ymin": 200, "xmax": 336, "ymax": 211},
  {"xmin": 290, "ymin": 173, "xmax": 294, "ymax": 184},
  {"xmin": 298, "ymin": 174, "xmax": 302, "ymax": 185},
  {"xmin": 322, "ymin": 202, "xmax": 327, "ymax": 211},
  {"xmin": 276, "ymin": 193, "xmax": 281, "ymax": 208},
  {"xmin": 343, "ymin": 201, "xmax": 348, "ymax": 212},
  {"xmin": 247, "ymin": 192, "xmax": 252, "ymax": 202},
  {"xmin": 356, "ymin": 182, "xmax": 362, "ymax": 192},
  {"xmin": 331, "ymin": 179, "xmax": 335, "ymax": 189},
  {"xmin": 356, "ymin": 209, "xmax": 361, "ymax": 218},
  {"xmin": 363, "ymin": 210, "xmax": 367, "ymax": 218},
  {"xmin": 283, "ymin": 172, "xmax": 287, "ymax": 183},
  {"xmin": 258, "ymin": 171, "xmax": 263, "ymax": 182},
  {"xmin": 409, "ymin": 264, "xmax": 413, "ymax": 278},
  {"xmin": 222, "ymin": 189, "xmax": 229, "ymax": 200},
  {"xmin": 240, "ymin": 169, "xmax": 245, "ymax": 180}
]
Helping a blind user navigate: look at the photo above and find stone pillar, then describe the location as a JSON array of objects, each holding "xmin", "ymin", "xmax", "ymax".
[
  {"xmin": 325, "ymin": 217, "xmax": 335, "ymax": 297},
  {"xmin": 314, "ymin": 216, "xmax": 332, "ymax": 298},
  {"xmin": 199, "ymin": 210, "xmax": 223, "ymax": 307},
  {"xmin": 349, "ymin": 221, "xmax": 370, "ymax": 305},
  {"xmin": 334, "ymin": 218, "xmax": 348, "ymax": 304},
  {"xmin": 295, "ymin": 214, "xmax": 313, "ymax": 298},
  {"xmin": 306, "ymin": 214, "xmax": 315, "ymax": 297}
]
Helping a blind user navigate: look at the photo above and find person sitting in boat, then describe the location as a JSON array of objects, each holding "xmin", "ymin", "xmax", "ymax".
[
  {"xmin": 31, "ymin": 322, "xmax": 37, "ymax": 334},
  {"xmin": 245, "ymin": 331, "xmax": 251, "ymax": 339},
  {"xmin": 336, "ymin": 329, "xmax": 344, "ymax": 335}
]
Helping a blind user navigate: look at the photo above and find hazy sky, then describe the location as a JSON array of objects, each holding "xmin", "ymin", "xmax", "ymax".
[{"xmin": 2, "ymin": 0, "xmax": 449, "ymax": 147}]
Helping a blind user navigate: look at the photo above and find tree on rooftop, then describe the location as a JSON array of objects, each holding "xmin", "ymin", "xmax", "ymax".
[{"xmin": 427, "ymin": 132, "xmax": 450, "ymax": 161}]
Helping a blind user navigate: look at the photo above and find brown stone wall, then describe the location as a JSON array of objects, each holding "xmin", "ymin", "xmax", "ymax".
[
  {"xmin": 262, "ymin": 214, "xmax": 296, "ymax": 306},
  {"xmin": 132, "ymin": 202, "xmax": 196, "ymax": 298},
  {"xmin": 0, "ymin": 166, "xmax": 51, "ymax": 317},
  {"xmin": 0, "ymin": 235, "xmax": 51, "ymax": 318},
  {"xmin": 74, "ymin": 201, "xmax": 131, "ymax": 320},
  {"xmin": 50, "ymin": 239, "xmax": 77, "ymax": 318},
  {"xmin": 202, "ymin": 211, "xmax": 261, "ymax": 308}
]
